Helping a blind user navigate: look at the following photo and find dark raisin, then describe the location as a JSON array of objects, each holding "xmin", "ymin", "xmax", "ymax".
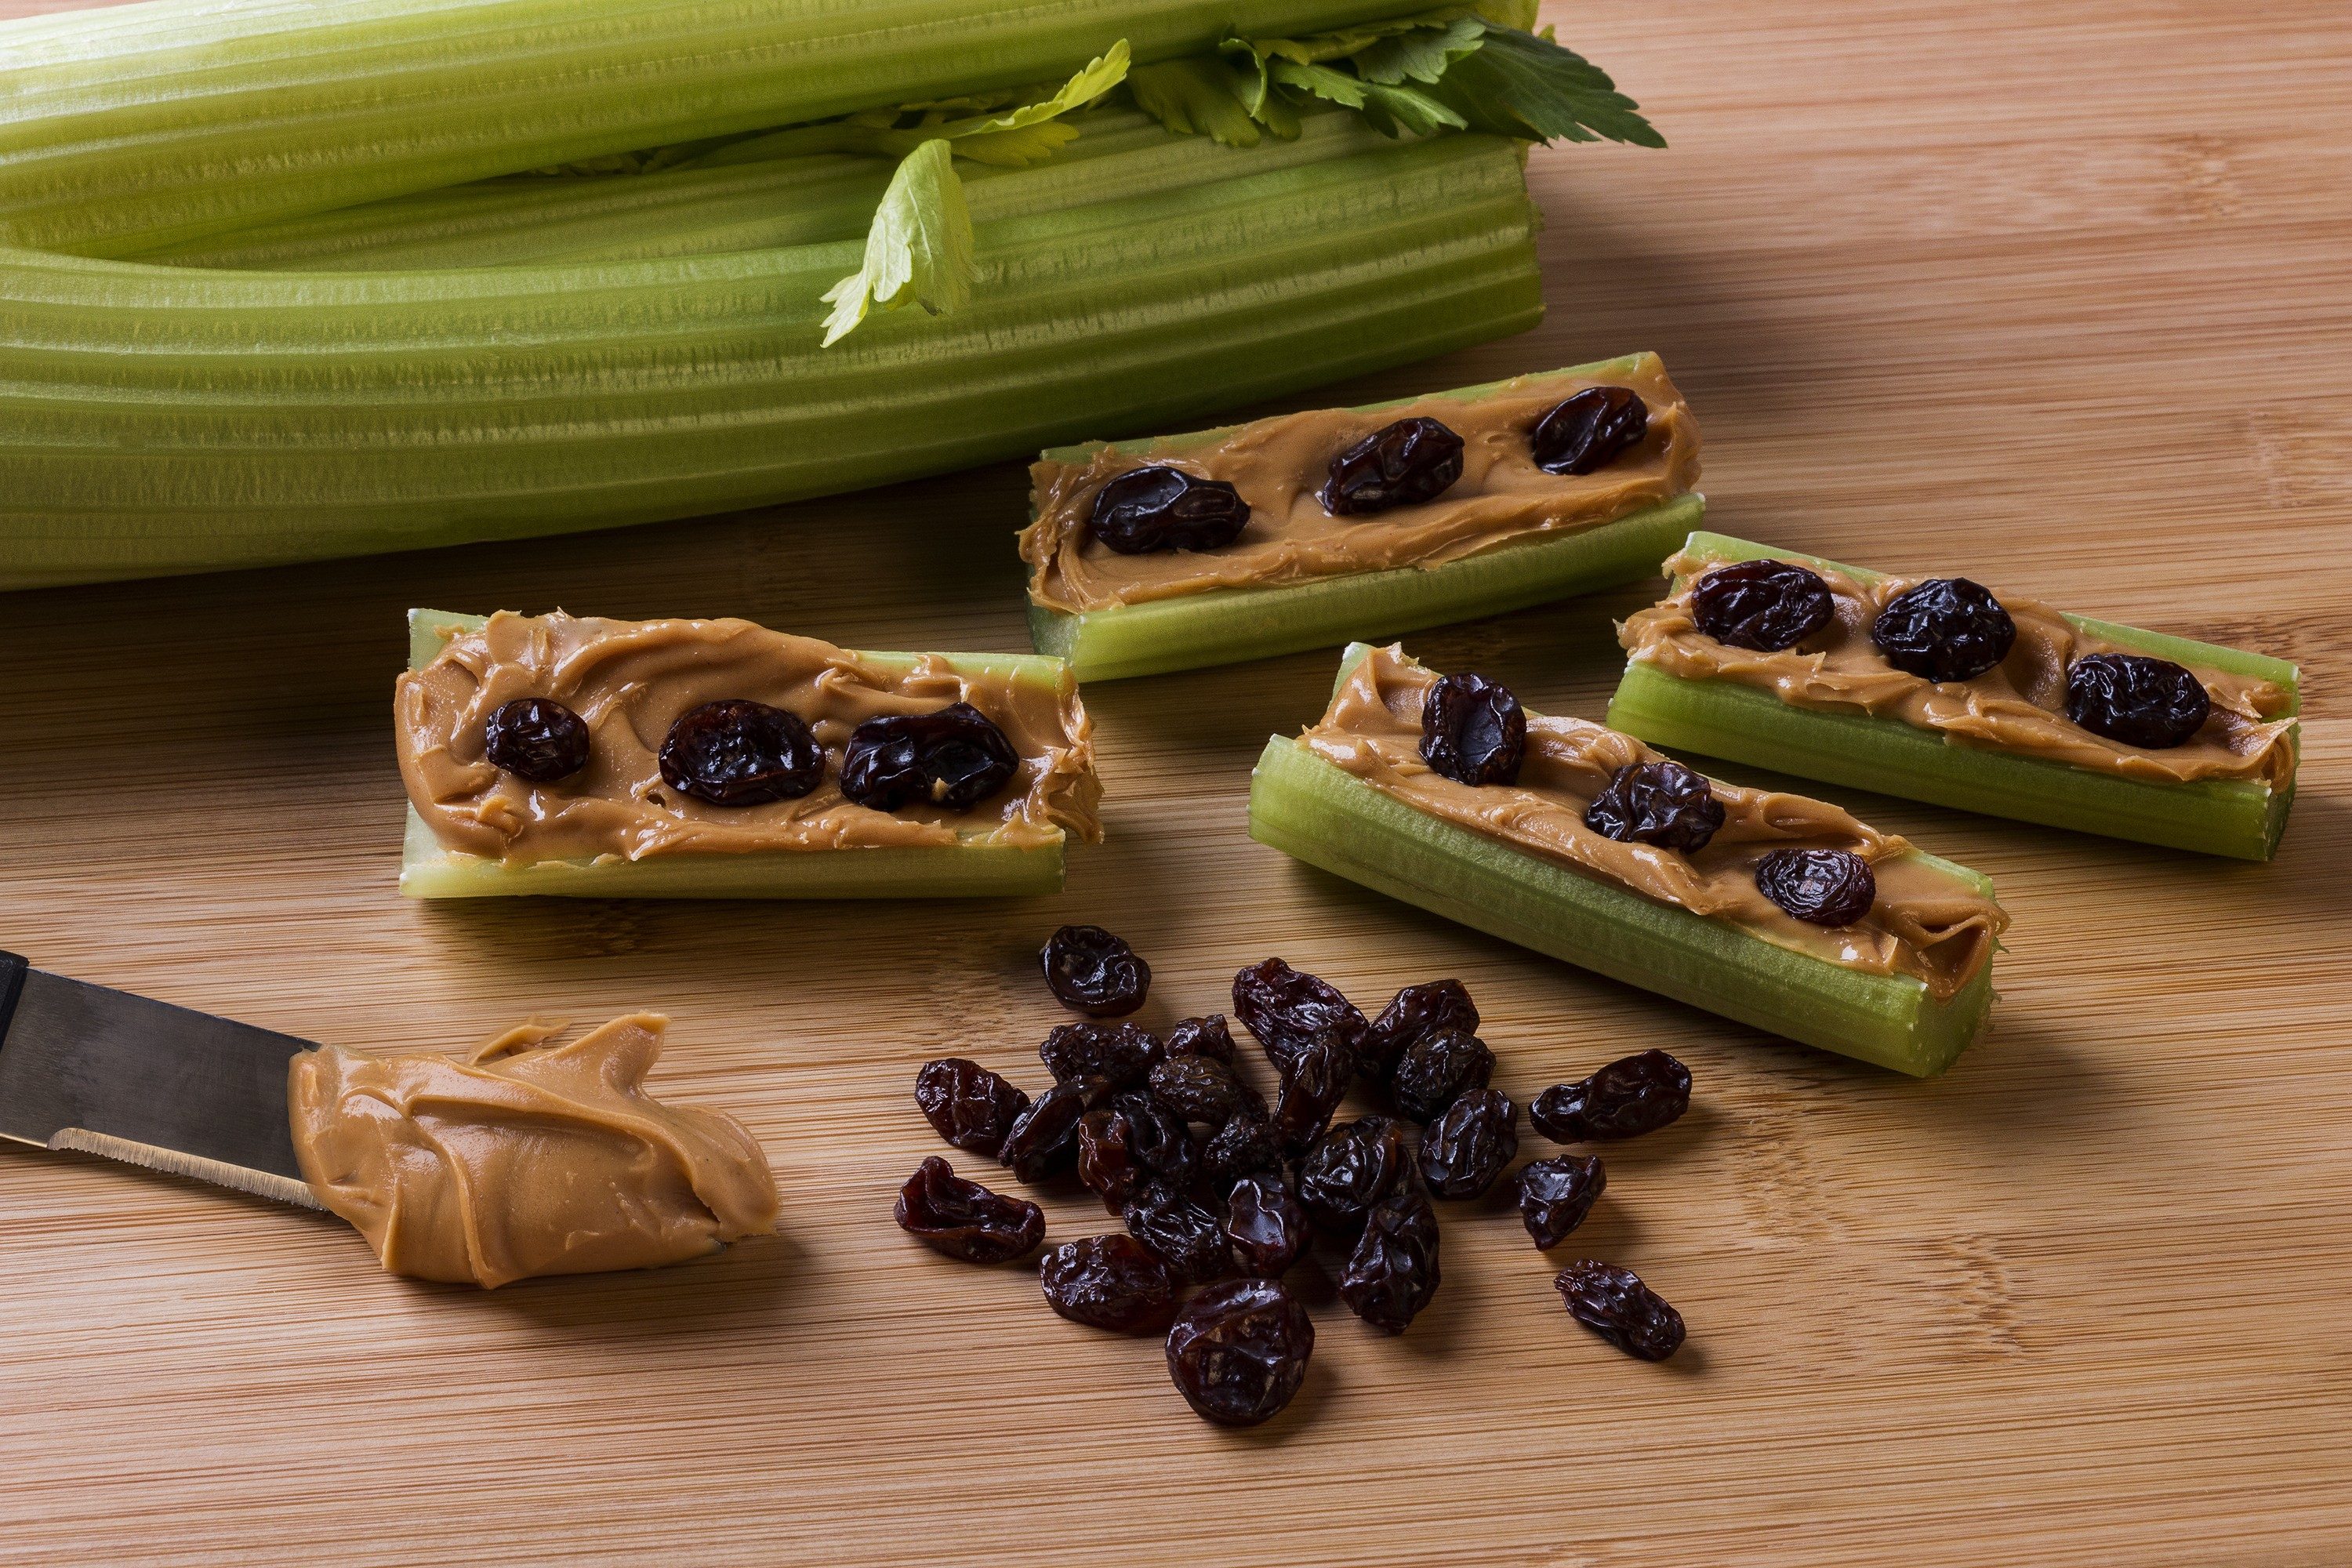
[
  {"xmin": 1039, "ymin": 1234, "xmax": 1177, "ymax": 1333},
  {"xmin": 1224, "ymin": 1171, "xmax": 1308, "ymax": 1278},
  {"xmin": 1530, "ymin": 386, "xmax": 1649, "ymax": 476},
  {"xmin": 1582, "ymin": 760, "xmax": 1725, "ymax": 852},
  {"xmin": 1038, "ymin": 1022, "xmax": 1163, "ymax": 1089},
  {"xmin": 838, "ymin": 702, "xmax": 1018, "ymax": 812},
  {"xmin": 1163, "ymin": 1014, "xmax": 1236, "ymax": 1063},
  {"xmin": 1076, "ymin": 1109, "xmax": 1142, "ymax": 1214},
  {"xmin": 1755, "ymin": 847, "xmax": 1877, "ymax": 927},
  {"xmin": 1518, "ymin": 1155, "xmax": 1606, "ymax": 1248},
  {"xmin": 1088, "ymin": 466, "xmax": 1251, "ymax": 554},
  {"xmin": 1531, "ymin": 1050, "xmax": 1691, "ymax": 1143},
  {"xmin": 1320, "ymin": 416, "xmax": 1465, "ymax": 516},
  {"xmin": 1555, "ymin": 1260, "xmax": 1685, "ymax": 1361},
  {"xmin": 1272, "ymin": 1035, "xmax": 1356, "ymax": 1156},
  {"xmin": 1389, "ymin": 1029, "xmax": 1495, "ymax": 1124},
  {"xmin": 1418, "ymin": 671, "xmax": 1526, "ymax": 788},
  {"xmin": 1232, "ymin": 958, "xmax": 1368, "ymax": 1079},
  {"xmin": 1418, "ymin": 1087, "xmax": 1518, "ymax": 1200},
  {"xmin": 482, "ymin": 697, "xmax": 592, "ymax": 784},
  {"xmin": 1200, "ymin": 1112, "xmax": 1282, "ymax": 1192},
  {"xmin": 1871, "ymin": 577, "xmax": 2017, "ymax": 683},
  {"xmin": 1147, "ymin": 1054, "xmax": 1260, "ymax": 1127},
  {"xmin": 1110, "ymin": 1091, "xmax": 1199, "ymax": 1191},
  {"xmin": 913, "ymin": 1057, "xmax": 1030, "ymax": 1158},
  {"xmin": 2064, "ymin": 652, "xmax": 2212, "ymax": 750},
  {"xmin": 894, "ymin": 1156, "xmax": 1045, "ymax": 1264},
  {"xmin": 1361, "ymin": 979, "xmax": 1479, "ymax": 1080},
  {"xmin": 1123, "ymin": 1185, "xmax": 1232, "ymax": 1285},
  {"xmin": 1689, "ymin": 560, "xmax": 1835, "ymax": 652},
  {"xmin": 997, "ymin": 1076, "xmax": 1108, "ymax": 1183},
  {"xmin": 658, "ymin": 699, "xmax": 823, "ymax": 806},
  {"xmin": 1165, "ymin": 1277, "xmax": 1316, "ymax": 1428},
  {"xmin": 1039, "ymin": 924, "xmax": 1149, "ymax": 1017},
  {"xmin": 1339, "ymin": 1189, "xmax": 1442, "ymax": 1334},
  {"xmin": 1294, "ymin": 1115, "xmax": 1414, "ymax": 1234}
]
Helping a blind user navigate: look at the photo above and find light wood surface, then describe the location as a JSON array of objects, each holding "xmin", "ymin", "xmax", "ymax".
[{"xmin": 2, "ymin": 3, "xmax": 2348, "ymax": 1564}]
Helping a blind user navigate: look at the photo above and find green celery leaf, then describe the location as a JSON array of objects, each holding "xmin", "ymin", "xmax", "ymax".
[
  {"xmin": 925, "ymin": 42, "xmax": 1131, "ymax": 141},
  {"xmin": 1127, "ymin": 57, "xmax": 1265, "ymax": 147},
  {"xmin": 1351, "ymin": 16, "xmax": 1486, "ymax": 85},
  {"xmin": 949, "ymin": 121, "xmax": 1084, "ymax": 167},
  {"xmin": 1267, "ymin": 58, "xmax": 1465, "ymax": 138},
  {"xmin": 818, "ymin": 137, "xmax": 975, "ymax": 347},
  {"xmin": 1428, "ymin": 26, "xmax": 1664, "ymax": 147}
]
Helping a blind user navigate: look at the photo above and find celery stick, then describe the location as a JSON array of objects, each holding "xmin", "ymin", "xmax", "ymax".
[{"xmin": 1605, "ymin": 532, "xmax": 2299, "ymax": 861}]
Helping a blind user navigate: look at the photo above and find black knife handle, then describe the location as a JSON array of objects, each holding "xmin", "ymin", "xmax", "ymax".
[{"xmin": 0, "ymin": 951, "xmax": 26, "ymax": 1046}]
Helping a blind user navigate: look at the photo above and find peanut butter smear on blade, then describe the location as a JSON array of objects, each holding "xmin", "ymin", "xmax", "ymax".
[
  {"xmin": 1301, "ymin": 647, "xmax": 2006, "ymax": 1000},
  {"xmin": 397, "ymin": 612, "xmax": 1101, "ymax": 864},
  {"xmin": 1621, "ymin": 551, "xmax": 2296, "ymax": 788},
  {"xmin": 1022, "ymin": 354, "xmax": 1700, "ymax": 615},
  {"xmin": 289, "ymin": 1016, "xmax": 779, "ymax": 1290}
]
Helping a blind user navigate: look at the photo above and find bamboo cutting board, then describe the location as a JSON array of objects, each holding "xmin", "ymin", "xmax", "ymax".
[{"xmin": 2, "ymin": 3, "xmax": 2347, "ymax": 1564}]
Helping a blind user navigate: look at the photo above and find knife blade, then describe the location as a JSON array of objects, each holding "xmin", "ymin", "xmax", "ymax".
[{"xmin": 0, "ymin": 950, "xmax": 320, "ymax": 1208}]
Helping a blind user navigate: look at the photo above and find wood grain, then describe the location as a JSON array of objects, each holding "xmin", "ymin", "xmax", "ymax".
[{"xmin": 2, "ymin": 3, "xmax": 2348, "ymax": 1564}]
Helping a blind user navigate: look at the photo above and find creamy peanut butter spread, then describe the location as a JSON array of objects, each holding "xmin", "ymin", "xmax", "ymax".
[
  {"xmin": 289, "ymin": 1015, "xmax": 779, "ymax": 1289},
  {"xmin": 397, "ymin": 612, "xmax": 1101, "ymax": 864},
  {"xmin": 1298, "ymin": 646, "xmax": 2006, "ymax": 999},
  {"xmin": 1619, "ymin": 550, "xmax": 2296, "ymax": 788},
  {"xmin": 1022, "ymin": 354, "xmax": 1700, "ymax": 614}
]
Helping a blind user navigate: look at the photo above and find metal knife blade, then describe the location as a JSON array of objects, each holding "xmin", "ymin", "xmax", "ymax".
[{"xmin": 0, "ymin": 951, "xmax": 320, "ymax": 1208}]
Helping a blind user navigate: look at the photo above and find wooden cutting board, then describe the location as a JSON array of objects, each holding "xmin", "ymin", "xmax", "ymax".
[{"xmin": 2, "ymin": 3, "xmax": 2346, "ymax": 1564}]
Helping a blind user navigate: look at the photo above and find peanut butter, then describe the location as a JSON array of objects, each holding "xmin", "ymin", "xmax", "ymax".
[
  {"xmin": 1022, "ymin": 354, "xmax": 1700, "ymax": 614},
  {"xmin": 1298, "ymin": 646, "xmax": 2005, "ymax": 999},
  {"xmin": 397, "ymin": 612, "xmax": 1101, "ymax": 864},
  {"xmin": 289, "ymin": 1015, "xmax": 779, "ymax": 1289},
  {"xmin": 1619, "ymin": 550, "xmax": 2296, "ymax": 788}
]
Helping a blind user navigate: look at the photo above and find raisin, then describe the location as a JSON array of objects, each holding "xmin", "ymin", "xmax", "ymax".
[
  {"xmin": 1518, "ymin": 1154, "xmax": 1606, "ymax": 1248},
  {"xmin": 1148, "ymin": 1054, "xmax": 1260, "ymax": 1127},
  {"xmin": 1076, "ymin": 1109, "xmax": 1142, "ymax": 1214},
  {"xmin": 1418, "ymin": 671, "xmax": 1526, "ymax": 788},
  {"xmin": 1165, "ymin": 1277, "xmax": 1316, "ymax": 1428},
  {"xmin": 1871, "ymin": 577, "xmax": 2016, "ymax": 683},
  {"xmin": 1224, "ymin": 1171, "xmax": 1308, "ymax": 1278},
  {"xmin": 658, "ymin": 699, "xmax": 823, "ymax": 806},
  {"xmin": 1530, "ymin": 386, "xmax": 1649, "ymax": 476},
  {"xmin": 1232, "ymin": 957, "xmax": 1368, "ymax": 1079},
  {"xmin": 997, "ymin": 1076, "xmax": 1108, "ymax": 1183},
  {"xmin": 1273, "ymin": 1035, "xmax": 1356, "ymax": 1156},
  {"xmin": 913, "ymin": 1057, "xmax": 1031, "ymax": 1158},
  {"xmin": 1294, "ymin": 1116, "xmax": 1414, "ymax": 1234},
  {"xmin": 1320, "ymin": 416, "xmax": 1465, "ymax": 516},
  {"xmin": 1040, "ymin": 1234, "xmax": 1178, "ymax": 1334},
  {"xmin": 1689, "ymin": 560, "xmax": 1835, "ymax": 652},
  {"xmin": 1417, "ymin": 1087, "xmax": 1518, "ymax": 1200},
  {"xmin": 1531, "ymin": 1050, "xmax": 1691, "ymax": 1143},
  {"xmin": 1755, "ymin": 847, "xmax": 1877, "ymax": 927},
  {"xmin": 1200, "ymin": 1112, "xmax": 1282, "ymax": 1192},
  {"xmin": 1039, "ymin": 924, "xmax": 1150, "ymax": 1017},
  {"xmin": 1088, "ymin": 466, "xmax": 1251, "ymax": 554},
  {"xmin": 1038, "ymin": 1022, "xmax": 1163, "ymax": 1090},
  {"xmin": 1582, "ymin": 760, "xmax": 1725, "ymax": 852},
  {"xmin": 483, "ymin": 697, "xmax": 592, "ymax": 784},
  {"xmin": 1110, "ymin": 1091, "xmax": 1200, "ymax": 1192},
  {"xmin": 1339, "ymin": 1189, "xmax": 1442, "ymax": 1334},
  {"xmin": 894, "ymin": 1156, "xmax": 1045, "ymax": 1264},
  {"xmin": 1555, "ymin": 1260, "xmax": 1685, "ymax": 1361},
  {"xmin": 2064, "ymin": 652, "xmax": 2212, "ymax": 750},
  {"xmin": 839, "ymin": 702, "xmax": 1018, "ymax": 812},
  {"xmin": 1123, "ymin": 1185, "xmax": 1232, "ymax": 1285},
  {"xmin": 1163, "ymin": 1014, "xmax": 1236, "ymax": 1063},
  {"xmin": 1389, "ymin": 1029, "xmax": 1494, "ymax": 1124},
  {"xmin": 1361, "ymin": 979, "xmax": 1479, "ymax": 1080}
]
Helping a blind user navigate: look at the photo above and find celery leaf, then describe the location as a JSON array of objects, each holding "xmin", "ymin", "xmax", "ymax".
[
  {"xmin": 1128, "ymin": 57, "xmax": 1265, "ymax": 147},
  {"xmin": 818, "ymin": 138, "xmax": 974, "ymax": 347},
  {"xmin": 1352, "ymin": 16, "xmax": 1487, "ymax": 86},
  {"xmin": 1266, "ymin": 58, "xmax": 1466, "ymax": 138},
  {"xmin": 1427, "ymin": 27, "xmax": 1663, "ymax": 147}
]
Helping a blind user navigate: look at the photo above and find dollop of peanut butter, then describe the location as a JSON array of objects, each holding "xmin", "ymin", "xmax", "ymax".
[
  {"xmin": 1022, "ymin": 354, "xmax": 1700, "ymax": 614},
  {"xmin": 1298, "ymin": 646, "xmax": 2006, "ymax": 1000},
  {"xmin": 1620, "ymin": 550, "xmax": 2296, "ymax": 787},
  {"xmin": 289, "ymin": 1016, "xmax": 779, "ymax": 1289},
  {"xmin": 397, "ymin": 612, "xmax": 1101, "ymax": 864}
]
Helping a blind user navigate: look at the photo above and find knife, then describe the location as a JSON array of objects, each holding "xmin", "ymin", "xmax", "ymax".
[{"xmin": 0, "ymin": 950, "xmax": 320, "ymax": 1208}]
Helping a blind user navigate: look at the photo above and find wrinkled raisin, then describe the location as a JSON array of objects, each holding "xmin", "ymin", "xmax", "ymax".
[
  {"xmin": 1076, "ymin": 1109, "xmax": 1142, "ymax": 1214},
  {"xmin": 1089, "ymin": 466, "xmax": 1252, "ymax": 554},
  {"xmin": 1871, "ymin": 577, "xmax": 2016, "ymax": 683},
  {"xmin": 1294, "ymin": 1116, "xmax": 1414, "ymax": 1234},
  {"xmin": 1530, "ymin": 386, "xmax": 1649, "ymax": 476},
  {"xmin": 1419, "ymin": 671, "xmax": 1526, "ymax": 788},
  {"xmin": 1582, "ymin": 760, "xmax": 1725, "ymax": 852},
  {"xmin": 913, "ymin": 1057, "xmax": 1031, "ymax": 1158},
  {"xmin": 1110, "ymin": 1091, "xmax": 1200, "ymax": 1192},
  {"xmin": 1389, "ymin": 1029, "xmax": 1494, "ymax": 1124},
  {"xmin": 1340, "ymin": 1189, "xmax": 1442, "ymax": 1334},
  {"xmin": 1555, "ymin": 1260, "xmax": 1685, "ymax": 1361},
  {"xmin": 1123, "ymin": 1185, "xmax": 1232, "ymax": 1285},
  {"xmin": 1361, "ymin": 979, "xmax": 1479, "ymax": 1080},
  {"xmin": 2064, "ymin": 652, "xmax": 2212, "ymax": 750},
  {"xmin": 997, "ymin": 1076, "xmax": 1108, "ymax": 1183},
  {"xmin": 1039, "ymin": 924, "xmax": 1150, "ymax": 1017},
  {"xmin": 1224, "ymin": 1171, "xmax": 1308, "ymax": 1278},
  {"xmin": 1320, "ymin": 416, "xmax": 1465, "ymax": 516},
  {"xmin": 1418, "ymin": 1088, "xmax": 1518, "ymax": 1201},
  {"xmin": 1038, "ymin": 1022, "xmax": 1162, "ymax": 1089},
  {"xmin": 1232, "ymin": 958, "xmax": 1367, "ymax": 1079},
  {"xmin": 1518, "ymin": 1155, "xmax": 1606, "ymax": 1248},
  {"xmin": 1163, "ymin": 1014, "xmax": 1236, "ymax": 1063},
  {"xmin": 1690, "ymin": 560, "xmax": 1835, "ymax": 652},
  {"xmin": 1755, "ymin": 847, "xmax": 1877, "ymax": 927},
  {"xmin": 1273, "ymin": 1035, "xmax": 1355, "ymax": 1155},
  {"xmin": 1200, "ymin": 1112, "xmax": 1282, "ymax": 1192},
  {"xmin": 895, "ymin": 1156, "xmax": 1045, "ymax": 1265},
  {"xmin": 1532, "ymin": 1051, "xmax": 1691, "ymax": 1143},
  {"xmin": 1166, "ymin": 1278, "xmax": 1315, "ymax": 1428},
  {"xmin": 483, "ymin": 697, "xmax": 591, "ymax": 784},
  {"xmin": 659, "ymin": 699, "xmax": 823, "ymax": 806},
  {"xmin": 1040, "ymin": 1234, "xmax": 1178, "ymax": 1333},
  {"xmin": 839, "ymin": 702, "xmax": 1018, "ymax": 812},
  {"xmin": 1148, "ymin": 1054, "xmax": 1260, "ymax": 1127}
]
